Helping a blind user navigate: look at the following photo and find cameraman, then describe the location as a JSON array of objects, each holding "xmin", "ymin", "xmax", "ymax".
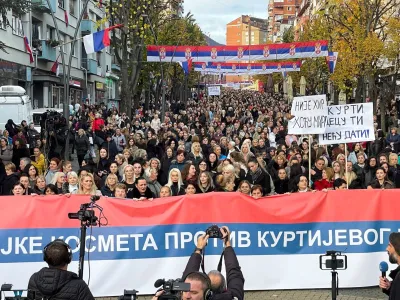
[
  {"xmin": 27, "ymin": 239, "xmax": 94, "ymax": 300},
  {"xmin": 182, "ymin": 226, "xmax": 244, "ymax": 300}
]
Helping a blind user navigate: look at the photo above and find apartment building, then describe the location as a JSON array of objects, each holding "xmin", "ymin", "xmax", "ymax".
[
  {"xmin": 268, "ymin": 0, "xmax": 301, "ymax": 42},
  {"xmin": 0, "ymin": 0, "xmax": 120, "ymax": 109},
  {"xmin": 226, "ymin": 15, "xmax": 268, "ymax": 46}
]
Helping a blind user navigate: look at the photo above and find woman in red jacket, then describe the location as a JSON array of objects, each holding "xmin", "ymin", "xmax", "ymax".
[{"xmin": 314, "ymin": 167, "xmax": 334, "ymax": 191}]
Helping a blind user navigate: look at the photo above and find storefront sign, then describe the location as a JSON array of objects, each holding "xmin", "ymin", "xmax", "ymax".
[
  {"xmin": 69, "ymin": 80, "xmax": 81, "ymax": 87},
  {"xmin": 96, "ymin": 82, "xmax": 104, "ymax": 90}
]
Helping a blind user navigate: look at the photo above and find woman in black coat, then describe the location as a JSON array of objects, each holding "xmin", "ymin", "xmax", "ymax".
[
  {"xmin": 159, "ymin": 147, "xmax": 174, "ymax": 185},
  {"xmin": 247, "ymin": 157, "xmax": 272, "ymax": 195},
  {"xmin": 75, "ymin": 129, "xmax": 90, "ymax": 167},
  {"xmin": 11, "ymin": 138, "xmax": 30, "ymax": 171}
]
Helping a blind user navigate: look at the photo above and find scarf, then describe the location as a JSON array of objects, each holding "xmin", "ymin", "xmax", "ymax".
[{"xmin": 250, "ymin": 167, "xmax": 263, "ymax": 184}]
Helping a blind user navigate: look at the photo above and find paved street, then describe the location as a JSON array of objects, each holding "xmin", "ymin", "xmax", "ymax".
[{"xmin": 97, "ymin": 287, "xmax": 386, "ymax": 300}]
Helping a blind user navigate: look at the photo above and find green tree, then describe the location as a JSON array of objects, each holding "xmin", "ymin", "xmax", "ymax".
[
  {"xmin": 0, "ymin": 0, "xmax": 33, "ymax": 52},
  {"xmin": 140, "ymin": 12, "xmax": 206, "ymax": 108},
  {"xmin": 282, "ymin": 26, "xmax": 295, "ymax": 43},
  {"xmin": 106, "ymin": 0, "xmax": 180, "ymax": 117}
]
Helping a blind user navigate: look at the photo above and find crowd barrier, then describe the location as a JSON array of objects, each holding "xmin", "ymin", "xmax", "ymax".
[{"xmin": 0, "ymin": 191, "xmax": 398, "ymax": 297}]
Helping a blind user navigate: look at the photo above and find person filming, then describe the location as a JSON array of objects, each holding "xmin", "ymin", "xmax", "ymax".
[
  {"xmin": 182, "ymin": 226, "xmax": 244, "ymax": 300},
  {"xmin": 27, "ymin": 239, "xmax": 94, "ymax": 300}
]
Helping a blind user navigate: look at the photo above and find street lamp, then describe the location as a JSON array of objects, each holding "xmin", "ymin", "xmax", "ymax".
[{"xmin": 142, "ymin": 14, "xmax": 166, "ymax": 122}]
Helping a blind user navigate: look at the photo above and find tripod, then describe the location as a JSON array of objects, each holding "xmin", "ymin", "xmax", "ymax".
[
  {"xmin": 331, "ymin": 270, "xmax": 339, "ymax": 300},
  {"xmin": 68, "ymin": 196, "xmax": 102, "ymax": 280}
]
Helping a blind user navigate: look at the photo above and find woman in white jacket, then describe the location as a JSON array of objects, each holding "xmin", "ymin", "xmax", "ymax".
[{"xmin": 150, "ymin": 114, "xmax": 161, "ymax": 134}]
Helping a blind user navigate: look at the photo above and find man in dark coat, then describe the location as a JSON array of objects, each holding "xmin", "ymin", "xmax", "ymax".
[
  {"xmin": 27, "ymin": 239, "xmax": 94, "ymax": 300},
  {"xmin": 181, "ymin": 226, "xmax": 244, "ymax": 300},
  {"xmin": 101, "ymin": 135, "xmax": 119, "ymax": 160},
  {"xmin": 380, "ymin": 232, "xmax": 400, "ymax": 300}
]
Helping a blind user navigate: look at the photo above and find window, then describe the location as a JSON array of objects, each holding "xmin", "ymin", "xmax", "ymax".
[
  {"xmin": 96, "ymin": 51, "xmax": 102, "ymax": 67},
  {"xmin": 245, "ymin": 32, "xmax": 249, "ymax": 35},
  {"xmin": 251, "ymin": 32, "xmax": 254, "ymax": 36},
  {"xmin": 251, "ymin": 37, "xmax": 254, "ymax": 42},
  {"xmin": 288, "ymin": 6, "xmax": 292, "ymax": 11},
  {"xmin": 61, "ymin": 34, "xmax": 66, "ymax": 53},
  {"xmin": 32, "ymin": 23, "xmax": 42, "ymax": 40},
  {"xmin": 0, "ymin": 17, "xmax": 7, "ymax": 30},
  {"xmin": 11, "ymin": 15, "xmax": 23, "ymax": 36},
  {"xmin": 71, "ymin": 39, "xmax": 76, "ymax": 56},
  {"xmin": 70, "ymin": 0, "xmax": 76, "ymax": 16},
  {"xmin": 58, "ymin": 0, "xmax": 64, "ymax": 9}
]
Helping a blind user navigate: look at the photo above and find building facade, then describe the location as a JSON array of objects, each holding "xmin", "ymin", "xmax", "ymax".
[
  {"xmin": 226, "ymin": 15, "xmax": 268, "ymax": 83},
  {"xmin": 226, "ymin": 15, "xmax": 268, "ymax": 46},
  {"xmin": 268, "ymin": 0, "xmax": 301, "ymax": 42},
  {"xmin": 0, "ymin": 0, "xmax": 120, "ymax": 109}
]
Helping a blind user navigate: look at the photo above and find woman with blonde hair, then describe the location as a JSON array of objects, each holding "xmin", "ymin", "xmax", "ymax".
[
  {"xmin": 187, "ymin": 141, "xmax": 203, "ymax": 165},
  {"xmin": 121, "ymin": 164, "xmax": 136, "ymax": 196},
  {"xmin": 77, "ymin": 173, "xmax": 101, "ymax": 195},
  {"xmin": 240, "ymin": 143, "xmax": 254, "ymax": 163},
  {"xmin": 332, "ymin": 161, "xmax": 345, "ymax": 180},
  {"xmin": 166, "ymin": 168, "xmax": 185, "ymax": 196},
  {"xmin": 336, "ymin": 153, "xmax": 346, "ymax": 166},
  {"xmin": 101, "ymin": 173, "xmax": 118, "ymax": 197}
]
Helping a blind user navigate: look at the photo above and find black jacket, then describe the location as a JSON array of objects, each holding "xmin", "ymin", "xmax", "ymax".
[
  {"xmin": 182, "ymin": 247, "xmax": 244, "ymax": 300},
  {"xmin": 1, "ymin": 172, "xmax": 19, "ymax": 195},
  {"xmin": 383, "ymin": 266, "xmax": 400, "ymax": 300},
  {"xmin": 27, "ymin": 267, "xmax": 94, "ymax": 300},
  {"xmin": 75, "ymin": 135, "xmax": 90, "ymax": 156}
]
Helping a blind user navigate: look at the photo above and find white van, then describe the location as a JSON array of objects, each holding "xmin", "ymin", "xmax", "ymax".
[
  {"xmin": 0, "ymin": 86, "xmax": 33, "ymax": 130},
  {"xmin": 32, "ymin": 108, "xmax": 63, "ymax": 133}
]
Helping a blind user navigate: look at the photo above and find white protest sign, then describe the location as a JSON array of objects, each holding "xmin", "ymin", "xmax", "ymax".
[
  {"xmin": 318, "ymin": 102, "xmax": 374, "ymax": 145},
  {"xmin": 208, "ymin": 86, "xmax": 221, "ymax": 96},
  {"xmin": 288, "ymin": 95, "xmax": 328, "ymax": 134}
]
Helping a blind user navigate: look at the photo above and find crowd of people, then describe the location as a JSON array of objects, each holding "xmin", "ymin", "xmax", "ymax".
[{"xmin": 0, "ymin": 89, "xmax": 399, "ymax": 199}]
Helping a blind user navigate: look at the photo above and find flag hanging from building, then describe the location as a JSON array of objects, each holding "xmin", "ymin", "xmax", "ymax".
[
  {"xmin": 83, "ymin": 24, "xmax": 122, "ymax": 54},
  {"xmin": 23, "ymin": 36, "xmax": 34, "ymax": 63},
  {"xmin": 326, "ymin": 52, "xmax": 338, "ymax": 73},
  {"xmin": 64, "ymin": 10, "xmax": 69, "ymax": 26},
  {"xmin": 51, "ymin": 55, "xmax": 60, "ymax": 76}
]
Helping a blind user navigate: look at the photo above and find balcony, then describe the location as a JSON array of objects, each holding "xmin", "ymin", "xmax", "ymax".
[
  {"xmin": 81, "ymin": 20, "xmax": 96, "ymax": 34},
  {"xmin": 111, "ymin": 63, "xmax": 120, "ymax": 72},
  {"xmin": 31, "ymin": 0, "xmax": 56, "ymax": 13},
  {"xmin": 297, "ymin": 0, "xmax": 311, "ymax": 17},
  {"xmin": 82, "ymin": 58, "xmax": 98, "ymax": 74},
  {"xmin": 37, "ymin": 40, "xmax": 56, "ymax": 61}
]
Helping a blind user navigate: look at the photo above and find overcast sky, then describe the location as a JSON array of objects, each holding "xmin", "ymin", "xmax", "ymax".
[{"xmin": 184, "ymin": 1, "xmax": 268, "ymax": 45}]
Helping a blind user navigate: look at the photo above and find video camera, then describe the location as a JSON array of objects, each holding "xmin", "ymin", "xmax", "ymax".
[
  {"xmin": 68, "ymin": 196, "xmax": 100, "ymax": 225},
  {"xmin": 154, "ymin": 279, "xmax": 190, "ymax": 300},
  {"xmin": 40, "ymin": 110, "xmax": 66, "ymax": 133},
  {"xmin": 319, "ymin": 250, "xmax": 347, "ymax": 270}
]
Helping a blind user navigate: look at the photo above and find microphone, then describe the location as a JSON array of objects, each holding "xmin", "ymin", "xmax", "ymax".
[
  {"xmin": 154, "ymin": 279, "xmax": 165, "ymax": 288},
  {"xmin": 379, "ymin": 261, "xmax": 389, "ymax": 277}
]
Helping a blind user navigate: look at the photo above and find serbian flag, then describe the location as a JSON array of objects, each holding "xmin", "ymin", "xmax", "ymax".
[
  {"xmin": 23, "ymin": 36, "xmax": 34, "ymax": 63},
  {"xmin": 51, "ymin": 55, "xmax": 60, "ymax": 76},
  {"xmin": 178, "ymin": 58, "xmax": 192, "ymax": 75},
  {"xmin": 83, "ymin": 24, "xmax": 122, "ymax": 54},
  {"xmin": 64, "ymin": 10, "xmax": 69, "ymax": 26},
  {"xmin": 326, "ymin": 52, "xmax": 338, "ymax": 73}
]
